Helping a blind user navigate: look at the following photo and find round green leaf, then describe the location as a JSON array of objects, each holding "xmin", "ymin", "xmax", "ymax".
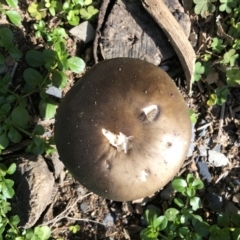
[
  {"xmin": 217, "ymin": 213, "xmax": 229, "ymax": 227},
  {"xmin": 192, "ymin": 179, "xmax": 204, "ymax": 189},
  {"xmin": 190, "ymin": 196, "xmax": 201, "ymax": 211},
  {"xmin": 52, "ymin": 70, "xmax": 67, "ymax": 88},
  {"xmin": 164, "ymin": 208, "xmax": 179, "ymax": 222},
  {"xmin": 7, "ymin": 163, "xmax": 16, "ymax": 175},
  {"xmin": 6, "ymin": 10, "xmax": 22, "ymax": 26},
  {"xmin": 11, "ymin": 106, "xmax": 29, "ymax": 127},
  {"xmin": 25, "ymin": 50, "xmax": 43, "ymax": 67},
  {"xmin": 5, "ymin": 95, "xmax": 16, "ymax": 103},
  {"xmin": 172, "ymin": 178, "xmax": 187, "ymax": 192},
  {"xmin": 23, "ymin": 68, "xmax": 43, "ymax": 87},
  {"xmin": 34, "ymin": 226, "xmax": 51, "ymax": 239},
  {"xmin": 39, "ymin": 98, "xmax": 57, "ymax": 119},
  {"xmin": 33, "ymin": 125, "xmax": 45, "ymax": 135},
  {"xmin": 7, "ymin": 127, "xmax": 22, "ymax": 143},
  {"xmin": 2, "ymin": 179, "xmax": 15, "ymax": 198},
  {"xmin": 0, "ymin": 132, "xmax": 9, "ymax": 150},
  {"xmin": 42, "ymin": 49, "xmax": 57, "ymax": 65},
  {"xmin": 67, "ymin": 57, "xmax": 85, "ymax": 73},
  {"xmin": 8, "ymin": 46, "xmax": 22, "ymax": 59}
]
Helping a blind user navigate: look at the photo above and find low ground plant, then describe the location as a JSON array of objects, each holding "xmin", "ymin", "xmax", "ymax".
[{"xmin": 140, "ymin": 173, "xmax": 240, "ymax": 240}]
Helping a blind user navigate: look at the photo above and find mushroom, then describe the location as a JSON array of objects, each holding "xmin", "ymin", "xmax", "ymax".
[{"xmin": 55, "ymin": 58, "xmax": 191, "ymax": 201}]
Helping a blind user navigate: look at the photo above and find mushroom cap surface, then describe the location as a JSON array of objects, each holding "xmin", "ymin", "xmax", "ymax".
[{"xmin": 55, "ymin": 58, "xmax": 191, "ymax": 201}]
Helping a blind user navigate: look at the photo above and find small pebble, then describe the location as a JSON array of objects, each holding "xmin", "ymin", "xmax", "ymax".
[
  {"xmin": 206, "ymin": 193, "xmax": 223, "ymax": 211},
  {"xmin": 208, "ymin": 150, "xmax": 228, "ymax": 167},
  {"xmin": 102, "ymin": 212, "xmax": 116, "ymax": 226},
  {"xmin": 69, "ymin": 21, "xmax": 95, "ymax": 43},
  {"xmin": 46, "ymin": 86, "xmax": 62, "ymax": 98},
  {"xmin": 196, "ymin": 161, "xmax": 211, "ymax": 182},
  {"xmin": 80, "ymin": 203, "xmax": 88, "ymax": 213}
]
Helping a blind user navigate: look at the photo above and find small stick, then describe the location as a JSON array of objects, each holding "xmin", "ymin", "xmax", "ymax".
[
  {"xmin": 142, "ymin": 0, "xmax": 196, "ymax": 93},
  {"xmin": 216, "ymin": 103, "xmax": 225, "ymax": 144}
]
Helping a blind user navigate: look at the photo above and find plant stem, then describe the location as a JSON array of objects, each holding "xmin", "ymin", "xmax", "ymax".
[
  {"xmin": 158, "ymin": 232, "xmax": 168, "ymax": 239},
  {"xmin": 12, "ymin": 124, "xmax": 32, "ymax": 137}
]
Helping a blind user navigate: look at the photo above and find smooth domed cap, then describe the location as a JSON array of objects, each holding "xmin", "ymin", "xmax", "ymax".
[{"xmin": 55, "ymin": 58, "xmax": 191, "ymax": 201}]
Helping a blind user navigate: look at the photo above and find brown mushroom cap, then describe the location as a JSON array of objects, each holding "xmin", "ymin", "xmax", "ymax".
[{"xmin": 55, "ymin": 58, "xmax": 191, "ymax": 201}]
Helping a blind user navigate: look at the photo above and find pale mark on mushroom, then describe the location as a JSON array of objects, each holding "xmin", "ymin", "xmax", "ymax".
[
  {"xmin": 102, "ymin": 128, "xmax": 133, "ymax": 154},
  {"xmin": 140, "ymin": 169, "xmax": 150, "ymax": 182},
  {"xmin": 141, "ymin": 104, "xmax": 159, "ymax": 122}
]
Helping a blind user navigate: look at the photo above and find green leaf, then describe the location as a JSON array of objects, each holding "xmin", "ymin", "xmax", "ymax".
[
  {"xmin": 221, "ymin": 49, "xmax": 239, "ymax": 67},
  {"xmin": 2, "ymin": 72, "xmax": 12, "ymax": 85},
  {"xmin": 25, "ymin": 50, "xmax": 44, "ymax": 67},
  {"xmin": 33, "ymin": 125, "xmax": 45, "ymax": 135},
  {"xmin": 226, "ymin": 68, "xmax": 240, "ymax": 87},
  {"xmin": 39, "ymin": 98, "xmax": 57, "ymax": 119},
  {"xmin": 190, "ymin": 197, "xmax": 201, "ymax": 210},
  {"xmin": 207, "ymin": 93, "xmax": 217, "ymax": 106},
  {"xmin": 11, "ymin": 106, "xmax": 29, "ymax": 127},
  {"xmin": 143, "ymin": 205, "xmax": 160, "ymax": 226},
  {"xmin": 5, "ymin": 95, "xmax": 16, "ymax": 103},
  {"xmin": 0, "ymin": 28, "xmax": 13, "ymax": 45},
  {"xmin": 80, "ymin": 6, "xmax": 98, "ymax": 20},
  {"xmin": 189, "ymin": 109, "xmax": 199, "ymax": 124},
  {"xmin": 28, "ymin": 2, "xmax": 47, "ymax": 20},
  {"xmin": 211, "ymin": 37, "xmax": 225, "ymax": 53},
  {"xmin": 8, "ymin": 45, "xmax": 22, "ymax": 59},
  {"xmin": 172, "ymin": 178, "xmax": 187, "ymax": 193},
  {"xmin": 6, "ymin": 163, "xmax": 16, "ymax": 175},
  {"xmin": 219, "ymin": 0, "xmax": 236, "ymax": 13},
  {"xmin": 23, "ymin": 68, "xmax": 43, "ymax": 87},
  {"xmin": 7, "ymin": 127, "xmax": 22, "ymax": 143},
  {"xmin": 52, "ymin": 70, "xmax": 67, "ymax": 88},
  {"xmin": 6, "ymin": 10, "xmax": 22, "ymax": 26},
  {"xmin": 193, "ymin": 218, "xmax": 210, "ymax": 237},
  {"xmin": 215, "ymin": 87, "xmax": 229, "ymax": 105},
  {"xmin": 6, "ymin": 0, "xmax": 18, "ymax": 7},
  {"xmin": 232, "ymin": 228, "xmax": 240, "ymax": 240},
  {"xmin": 174, "ymin": 197, "xmax": 184, "ymax": 208},
  {"xmin": 192, "ymin": 179, "xmax": 204, "ymax": 189},
  {"xmin": 67, "ymin": 12, "xmax": 80, "ymax": 26},
  {"xmin": 164, "ymin": 208, "xmax": 179, "ymax": 222},
  {"xmin": 154, "ymin": 216, "xmax": 168, "ymax": 231},
  {"xmin": 178, "ymin": 227, "xmax": 190, "ymax": 238},
  {"xmin": 67, "ymin": 57, "xmax": 86, "ymax": 73},
  {"xmin": 140, "ymin": 227, "xmax": 158, "ymax": 240},
  {"xmin": 42, "ymin": 49, "xmax": 57, "ymax": 66},
  {"xmin": 9, "ymin": 215, "xmax": 20, "ymax": 227},
  {"xmin": 194, "ymin": 62, "xmax": 205, "ymax": 82},
  {"xmin": 0, "ymin": 133, "xmax": 9, "ymax": 150},
  {"xmin": 2, "ymin": 179, "xmax": 15, "ymax": 198},
  {"xmin": 193, "ymin": 0, "xmax": 217, "ymax": 18},
  {"xmin": 231, "ymin": 214, "xmax": 240, "ymax": 227},
  {"xmin": 34, "ymin": 226, "xmax": 51, "ymax": 239},
  {"xmin": 69, "ymin": 225, "xmax": 80, "ymax": 234},
  {"xmin": 186, "ymin": 188, "xmax": 195, "ymax": 197},
  {"xmin": 217, "ymin": 212, "xmax": 229, "ymax": 227}
]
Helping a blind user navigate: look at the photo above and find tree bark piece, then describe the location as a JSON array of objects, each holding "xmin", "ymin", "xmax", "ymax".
[
  {"xmin": 94, "ymin": 0, "xmax": 191, "ymax": 66},
  {"xmin": 142, "ymin": 0, "xmax": 196, "ymax": 92}
]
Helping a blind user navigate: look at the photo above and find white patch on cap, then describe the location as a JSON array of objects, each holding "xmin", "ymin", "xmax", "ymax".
[
  {"xmin": 142, "ymin": 105, "xmax": 159, "ymax": 122},
  {"xmin": 140, "ymin": 169, "xmax": 150, "ymax": 182},
  {"xmin": 102, "ymin": 129, "xmax": 133, "ymax": 154}
]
